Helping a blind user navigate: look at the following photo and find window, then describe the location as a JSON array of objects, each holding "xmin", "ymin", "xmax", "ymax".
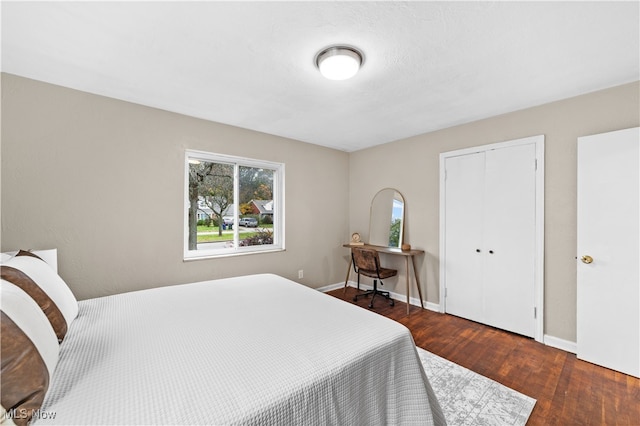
[{"xmin": 184, "ymin": 150, "xmax": 284, "ymax": 259}]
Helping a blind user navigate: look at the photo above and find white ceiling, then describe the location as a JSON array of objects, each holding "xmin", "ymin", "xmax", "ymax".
[{"xmin": 2, "ymin": 1, "xmax": 639, "ymax": 152}]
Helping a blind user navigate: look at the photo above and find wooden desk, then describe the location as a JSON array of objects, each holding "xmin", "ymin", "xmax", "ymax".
[{"xmin": 343, "ymin": 243, "xmax": 425, "ymax": 315}]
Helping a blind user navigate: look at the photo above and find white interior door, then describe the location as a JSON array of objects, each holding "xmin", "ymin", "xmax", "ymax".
[{"xmin": 577, "ymin": 127, "xmax": 639, "ymax": 378}]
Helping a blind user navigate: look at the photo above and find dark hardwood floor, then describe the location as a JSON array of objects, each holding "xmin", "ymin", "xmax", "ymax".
[{"xmin": 326, "ymin": 287, "xmax": 640, "ymax": 425}]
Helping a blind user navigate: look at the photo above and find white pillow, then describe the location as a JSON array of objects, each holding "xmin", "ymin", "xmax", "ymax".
[
  {"xmin": 2, "ymin": 255, "xmax": 78, "ymax": 326},
  {"xmin": 1, "ymin": 249, "xmax": 58, "ymax": 272}
]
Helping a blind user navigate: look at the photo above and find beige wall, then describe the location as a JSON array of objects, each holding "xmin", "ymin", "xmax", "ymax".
[
  {"xmin": 1, "ymin": 73, "xmax": 350, "ymax": 300},
  {"xmin": 349, "ymin": 81, "xmax": 640, "ymax": 342},
  {"xmin": 3, "ymin": 73, "xmax": 638, "ymax": 343}
]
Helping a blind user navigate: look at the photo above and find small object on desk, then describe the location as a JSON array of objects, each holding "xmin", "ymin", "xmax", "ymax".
[
  {"xmin": 350, "ymin": 232, "xmax": 364, "ymax": 245},
  {"xmin": 401, "ymin": 243, "xmax": 412, "ymax": 251}
]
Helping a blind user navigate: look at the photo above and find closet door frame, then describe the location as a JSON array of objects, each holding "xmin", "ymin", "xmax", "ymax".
[{"xmin": 439, "ymin": 135, "xmax": 545, "ymax": 343}]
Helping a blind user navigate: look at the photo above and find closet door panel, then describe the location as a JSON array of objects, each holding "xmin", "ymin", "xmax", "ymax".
[
  {"xmin": 483, "ymin": 145, "xmax": 537, "ymax": 337},
  {"xmin": 443, "ymin": 152, "xmax": 485, "ymax": 323}
]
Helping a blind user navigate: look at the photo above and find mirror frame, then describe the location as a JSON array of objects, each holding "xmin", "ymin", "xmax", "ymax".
[{"xmin": 368, "ymin": 188, "xmax": 405, "ymax": 248}]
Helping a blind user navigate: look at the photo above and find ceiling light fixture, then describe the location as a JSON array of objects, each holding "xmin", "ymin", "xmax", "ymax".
[{"xmin": 315, "ymin": 46, "xmax": 363, "ymax": 81}]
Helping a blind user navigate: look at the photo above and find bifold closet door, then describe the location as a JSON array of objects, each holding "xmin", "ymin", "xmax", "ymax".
[
  {"xmin": 443, "ymin": 144, "xmax": 537, "ymax": 338},
  {"xmin": 443, "ymin": 152, "xmax": 485, "ymax": 324},
  {"xmin": 482, "ymin": 144, "xmax": 536, "ymax": 337}
]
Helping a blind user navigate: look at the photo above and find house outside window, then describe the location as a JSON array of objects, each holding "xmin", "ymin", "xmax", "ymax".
[{"xmin": 184, "ymin": 150, "xmax": 284, "ymax": 259}]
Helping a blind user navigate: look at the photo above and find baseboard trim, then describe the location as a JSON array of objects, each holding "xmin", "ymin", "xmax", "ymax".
[
  {"xmin": 319, "ymin": 281, "xmax": 440, "ymax": 312},
  {"xmin": 543, "ymin": 334, "xmax": 577, "ymax": 354},
  {"xmin": 320, "ymin": 282, "xmax": 579, "ymax": 355},
  {"xmin": 315, "ymin": 282, "xmax": 345, "ymax": 293}
]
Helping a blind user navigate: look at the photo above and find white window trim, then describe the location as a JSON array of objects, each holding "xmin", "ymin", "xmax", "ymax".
[{"xmin": 184, "ymin": 149, "xmax": 285, "ymax": 260}]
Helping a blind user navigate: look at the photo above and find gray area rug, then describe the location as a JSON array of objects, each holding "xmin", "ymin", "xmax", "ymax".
[{"xmin": 417, "ymin": 347, "xmax": 536, "ymax": 426}]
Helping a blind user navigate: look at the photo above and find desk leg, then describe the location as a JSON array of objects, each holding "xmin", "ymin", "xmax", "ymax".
[
  {"xmin": 406, "ymin": 257, "xmax": 411, "ymax": 315},
  {"xmin": 411, "ymin": 255, "xmax": 425, "ymax": 309},
  {"xmin": 344, "ymin": 258, "xmax": 352, "ymax": 295}
]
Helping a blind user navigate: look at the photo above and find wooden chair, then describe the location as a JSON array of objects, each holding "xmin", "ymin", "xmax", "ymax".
[{"xmin": 351, "ymin": 247, "xmax": 397, "ymax": 309}]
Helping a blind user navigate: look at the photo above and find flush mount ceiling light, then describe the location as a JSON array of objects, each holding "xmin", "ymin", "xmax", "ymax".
[{"xmin": 315, "ymin": 46, "xmax": 363, "ymax": 81}]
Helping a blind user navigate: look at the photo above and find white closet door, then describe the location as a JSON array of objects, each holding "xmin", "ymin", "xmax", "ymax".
[
  {"xmin": 483, "ymin": 144, "xmax": 537, "ymax": 337},
  {"xmin": 577, "ymin": 127, "xmax": 639, "ymax": 377},
  {"xmin": 444, "ymin": 152, "xmax": 485, "ymax": 323},
  {"xmin": 441, "ymin": 138, "xmax": 541, "ymax": 339}
]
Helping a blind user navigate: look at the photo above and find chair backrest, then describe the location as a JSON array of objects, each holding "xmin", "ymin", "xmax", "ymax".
[{"xmin": 352, "ymin": 247, "xmax": 380, "ymax": 273}]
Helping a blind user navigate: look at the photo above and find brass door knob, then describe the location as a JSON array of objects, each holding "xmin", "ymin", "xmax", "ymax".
[{"xmin": 581, "ymin": 255, "xmax": 594, "ymax": 264}]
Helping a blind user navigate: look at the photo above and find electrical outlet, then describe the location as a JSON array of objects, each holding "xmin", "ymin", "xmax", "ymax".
[{"xmin": 298, "ymin": 270, "xmax": 304, "ymax": 279}]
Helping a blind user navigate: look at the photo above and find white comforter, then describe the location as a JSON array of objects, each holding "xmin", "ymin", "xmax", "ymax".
[{"xmin": 36, "ymin": 274, "xmax": 445, "ymax": 425}]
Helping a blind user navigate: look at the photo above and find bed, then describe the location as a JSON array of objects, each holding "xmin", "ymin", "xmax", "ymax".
[{"xmin": 1, "ymin": 249, "xmax": 445, "ymax": 425}]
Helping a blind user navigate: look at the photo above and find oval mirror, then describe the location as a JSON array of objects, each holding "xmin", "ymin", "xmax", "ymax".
[{"xmin": 369, "ymin": 188, "xmax": 405, "ymax": 248}]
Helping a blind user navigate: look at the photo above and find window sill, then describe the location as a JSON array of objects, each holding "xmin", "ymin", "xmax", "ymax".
[{"xmin": 183, "ymin": 247, "xmax": 285, "ymax": 262}]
